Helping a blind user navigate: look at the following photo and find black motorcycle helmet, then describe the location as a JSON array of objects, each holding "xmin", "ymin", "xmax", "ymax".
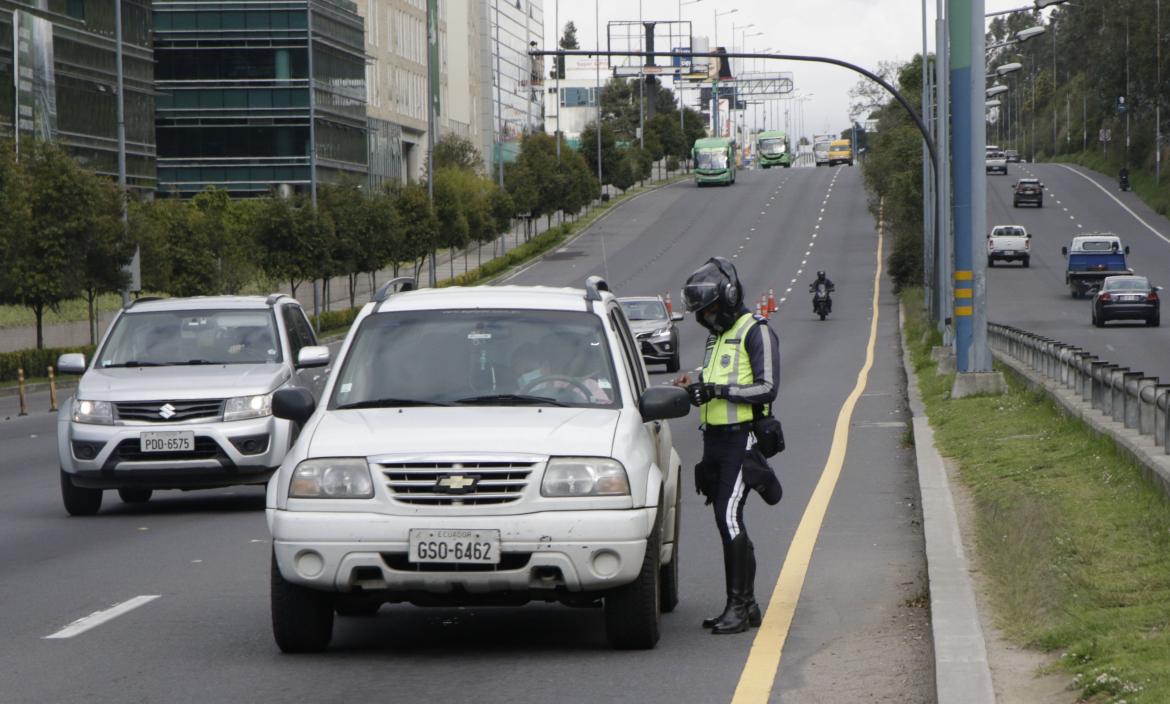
[
  {"xmin": 816, "ymin": 270, "xmax": 827, "ymax": 281},
  {"xmin": 683, "ymin": 257, "xmax": 743, "ymax": 333}
]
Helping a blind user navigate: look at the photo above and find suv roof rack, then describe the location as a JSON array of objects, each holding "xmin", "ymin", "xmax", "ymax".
[
  {"xmin": 372, "ymin": 277, "xmax": 417, "ymax": 304},
  {"xmin": 123, "ymin": 296, "xmax": 163, "ymax": 310},
  {"xmin": 266, "ymin": 293, "xmax": 289, "ymax": 306}
]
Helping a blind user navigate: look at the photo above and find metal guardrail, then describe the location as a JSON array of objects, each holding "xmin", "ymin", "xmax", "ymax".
[{"xmin": 988, "ymin": 323, "xmax": 1170, "ymax": 454}]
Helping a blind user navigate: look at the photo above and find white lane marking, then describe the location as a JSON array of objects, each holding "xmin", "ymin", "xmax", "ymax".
[
  {"xmin": 1107, "ymin": 344, "xmax": 1116, "ymax": 352},
  {"xmin": 818, "ymin": 217, "xmax": 823, "ymax": 222},
  {"xmin": 1062, "ymin": 207, "xmax": 1068, "ymax": 211},
  {"xmin": 805, "ymin": 251, "xmax": 811, "ymax": 256},
  {"xmin": 751, "ymin": 228, "xmax": 756, "ymax": 232},
  {"xmin": 1077, "ymin": 223, "xmax": 1084, "ymax": 228},
  {"xmin": 746, "ymin": 236, "xmax": 752, "ymax": 240},
  {"xmin": 820, "ymin": 208, "xmax": 825, "ymax": 213},
  {"xmin": 1055, "ymin": 164, "xmax": 1170, "ymax": 245},
  {"xmin": 250, "ymin": 539, "xmax": 267, "ymax": 543},
  {"xmin": 46, "ymin": 595, "xmax": 160, "ymax": 639},
  {"xmin": 780, "ymin": 297, "xmax": 787, "ymax": 303},
  {"xmin": 191, "ymin": 559, "xmax": 203, "ymax": 563},
  {"xmin": 791, "ymin": 278, "xmax": 797, "ymax": 284},
  {"xmin": 1069, "ymin": 215, "xmax": 1075, "ymax": 220},
  {"xmin": 797, "ymin": 269, "xmax": 803, "ymax": 275},
  {"xmin": 801, "ymin": 259, "xmax": 807, "ymax": 265},
  {"xmin": 785, "ymin": 288, "xmax": 792, "ymax": 294}
]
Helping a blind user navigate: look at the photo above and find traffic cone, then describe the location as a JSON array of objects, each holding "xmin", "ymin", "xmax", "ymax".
[
  {"xmin": 665, "ymin": 292, "xmax": 673, "ymax": 316},
  {"xmin": 768, "ymin": 289, "xmax": 777, "ymax": 314}
]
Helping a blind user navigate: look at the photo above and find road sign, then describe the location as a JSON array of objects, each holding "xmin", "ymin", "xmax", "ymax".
[
  {"xmin": 1099, "ymin": 128, "xmax": 1112, "ymax": 143},
  {"xmin": 613, "ymin": 65, "xmax": 682, "ymax": 76}
]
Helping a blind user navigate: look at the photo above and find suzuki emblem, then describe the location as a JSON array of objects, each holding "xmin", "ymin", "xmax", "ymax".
[{"xmin": 158, "ymin": 403, "xmax": 177, "ymax": 420}]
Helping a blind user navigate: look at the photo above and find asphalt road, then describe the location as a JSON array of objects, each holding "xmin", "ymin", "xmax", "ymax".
[
  {"xmin": 0, "ymin": 165, "xmax": 932, "ymax": 703},
  {"xmin": 985, "ymin": 162, "xmax": 1170, "ymax": 383}
]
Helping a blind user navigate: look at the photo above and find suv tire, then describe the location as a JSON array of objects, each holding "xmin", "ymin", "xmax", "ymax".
[
  {"xmin": 61, "ymin": 469, "xmax": 102, "ymax": 516},
  {"xmin": 666, "ymin": 349, "xmax": 681, "ymax": 373},
  {"xmin": 118, "ymin": 488, "xmax": 152, "ymax": 504},
  {"xmin": 1022, "ymin": 256, "xmax": 1030, "ymax": 268},
  {"xmin": 605, "ymin": 497, "xmax": 662, "ymax": 649},
  {"xmin": 271, "ymin": 552, "xmax": 334, "ymax": 652},
  {"xmin": 659, "ymin": 489, "xmax": 681, "ymax": 613}
]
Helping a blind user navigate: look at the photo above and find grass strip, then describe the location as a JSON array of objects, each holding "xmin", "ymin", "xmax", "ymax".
[{"xmin": 902, "ymin": 287, "xmax": 1170, "ymax": 703}]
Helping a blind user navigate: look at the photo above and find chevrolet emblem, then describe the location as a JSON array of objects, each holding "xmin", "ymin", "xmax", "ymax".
[{"xmin": 435, "ymin": 474, "xmax": 479, "ymax": 494}]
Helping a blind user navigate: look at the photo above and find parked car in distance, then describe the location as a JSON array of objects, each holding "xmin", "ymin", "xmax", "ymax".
[
  {"xmin": 985, "ymin": 150, "xmax": 1008, "ymax": 175},
  {"xmin": 1092, "ymin": 275, "xmax": 1161, "ymax": 327},
  {"xmin": 987, "ymin": 224, "xmax": 1032, "ymax": 267},
  {"xmin": 1013, "ymin": 178, "xmax": 1044, "ymax": 207},
  {"xmin": 618, "ymin": 296, "xmax": 683, "ymax": 372},
  {"xmin": 56, "ymin": 294, "xmax": 331, "ymax": 516},
  {"xmin": 266, "ymin": 277, "xmax": 689, "ymax": 653},
  {"xmin": 1005, "ymin": 149, "xmax": 1021, "ymax": 163}
]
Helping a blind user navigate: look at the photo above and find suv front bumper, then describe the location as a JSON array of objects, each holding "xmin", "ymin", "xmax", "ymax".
[
  {"xmin": 269, "ymin": 506, "xmax": 655, "ymax": 595},
  {"xmin": 60, "ymin": 413, "xmax": 292, "ymax": 489}
]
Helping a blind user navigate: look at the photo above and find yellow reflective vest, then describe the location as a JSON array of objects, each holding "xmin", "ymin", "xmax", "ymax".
[{"xmin": 700, "ymin": 312, "xmax": 768, "ymax": 425}]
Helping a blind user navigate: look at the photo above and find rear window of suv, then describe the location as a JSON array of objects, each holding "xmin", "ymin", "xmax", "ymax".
[{"xmin": 332, "ymin": 309, "xmax": 622, "ymax": 409}]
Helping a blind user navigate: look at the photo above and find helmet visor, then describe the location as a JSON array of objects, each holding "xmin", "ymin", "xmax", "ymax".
[{"xmin": 683, "ymin": 281, "xmax": 719, "ymax": 313}]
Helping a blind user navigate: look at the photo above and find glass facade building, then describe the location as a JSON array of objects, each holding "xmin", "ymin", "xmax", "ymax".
[
  {"xmin": 0, "ymin": 1, "xmax": 156, "ymax": 191},
  {"xmin": 154, "ymin": 0, "xmax": 367, "ymax": 197},
  {"xmin": 479, "ymin": 0, "xmax": 543, "ymax": 172}
]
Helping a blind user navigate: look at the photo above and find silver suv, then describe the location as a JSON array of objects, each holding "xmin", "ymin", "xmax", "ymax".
[
  {"xmin": 266, "ymin": 277, "xmax": 691, "ymax": 652},
  {"xmin": 56, "ymin": 295, "xmax": 331, "ymax": 516}
]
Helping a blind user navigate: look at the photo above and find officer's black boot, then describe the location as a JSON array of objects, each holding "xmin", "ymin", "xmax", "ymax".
[
  {"xmin": 702, "ymin": 540, "xmax": 738, "ymax": 628},
  {"xmin": 711, "ymin": 535, "xmax": 750, "ymax": 635},
  {"xmin": 744, "ymin": 538, "xmax": 762, "ymax": 628}
]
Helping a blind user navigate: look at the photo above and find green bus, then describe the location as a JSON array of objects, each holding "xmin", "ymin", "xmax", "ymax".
[
  {"xmin": 693, "ymin": 137, "xmax": 737, "ymax": 186},
  {"xmin": 756, "ymin": 131, "xmax": 792, "ymax": 169}
]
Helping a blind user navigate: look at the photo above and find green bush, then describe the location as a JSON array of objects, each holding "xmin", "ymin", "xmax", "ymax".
[
  {"xmin": 0, "ymin": 344, "xmax": 95, "ymax": 384},
  {"xmin": 313, "ymin": 306, "xmax": 361, "ymax": 337}
]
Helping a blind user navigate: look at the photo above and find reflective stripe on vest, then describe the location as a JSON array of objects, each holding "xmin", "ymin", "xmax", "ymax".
[{"xmin": 701, "ymin": 312, "xmax": 758, "ymax": 425}]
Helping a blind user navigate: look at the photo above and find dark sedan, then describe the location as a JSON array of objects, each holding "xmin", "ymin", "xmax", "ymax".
[
  {"xmin": 1092, "ymin": 276, "xmax": 1161, "ymax": 327},
  {"xmin": 1005, "ymin": 149, "xmax": 1021, "ymax": 163},
  {"xmin": 618, "ymin": 296, "xmax": 683, "ymax": 372}
]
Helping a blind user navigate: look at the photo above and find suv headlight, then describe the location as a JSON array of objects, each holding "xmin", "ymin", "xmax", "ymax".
[
  {"xmin": 542, "ymin": 457, "xmax": 630, "ymax": 497},
  {"xmin": 224, "ymin": 393, "xmax": 273, "ymax": 422},
  {"xmin": 72, "ymin": 399, "xmax": 113, "ymax": 425},
  {"xmin": 650, "ymin": 327, "xmax": 672, "ymax": 340},
  {"xmin": 289, "ymin": 458, "xmax": 374, "ymax": 499}
]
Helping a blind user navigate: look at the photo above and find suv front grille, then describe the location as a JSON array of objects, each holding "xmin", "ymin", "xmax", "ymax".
[
  {"xmin": 115, "ymin": 399, "xmax": 225, "ymax": 423},
  {"xmin": 378, "ymin": 461, "xmax": 537, "ymax": 505}
]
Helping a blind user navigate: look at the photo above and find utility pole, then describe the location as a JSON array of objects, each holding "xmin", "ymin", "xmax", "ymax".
[
  {"xmin": 555, "ymin": 0, "xmax": 560, "ymax": 161},
  {"xmin": 595, "ymin": 0, "xmax": 603, "ymax": 190},
  {"xmin": 1159, "ymin": 0, "xmax": 1162, "ymax": 184},
  {"xmin": 936, "ymin": 1, "xmax": 951, "ymax": 341},
  {"xmin": 114, "ymin": 0, "xmax": 135, "ymax": 309},
  {"xmin": 425, "ymin": 0, "xmax": 438, "ymax": 286},
  {"xmin": 922, "ymin": 0, "xmax": 935, "ymax": 319},
  {"xmin": 306, "ymin": 1, "xmax": 320, "ymax": 320},
  {"xmin": 495, "ymin": 0, "xmax": 506, "ymax": 253}
]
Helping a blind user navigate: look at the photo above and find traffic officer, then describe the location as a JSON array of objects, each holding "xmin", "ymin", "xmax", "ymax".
[{"xmin": 675, "ymin": 257, "xmax": 781, "ymax": 634}]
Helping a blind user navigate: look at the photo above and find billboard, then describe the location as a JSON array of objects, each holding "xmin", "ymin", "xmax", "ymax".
[{"xmin": 13, "ymin": 10, "xmax": 57, "ymax": 144}]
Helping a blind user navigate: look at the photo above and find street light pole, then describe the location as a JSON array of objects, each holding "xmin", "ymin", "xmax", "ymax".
[
  {"xmin": 596, "ymin": 0, "xmax": 603, "ymax": 190},
  {"xmin": 555, "ymin": 0, "xmax": 560, "ymax": 161}
]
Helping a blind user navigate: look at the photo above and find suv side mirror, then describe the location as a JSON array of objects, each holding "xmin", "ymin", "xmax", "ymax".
[
  {"xmin": 273, "ymin": 387, "xmax": 316, "ymax": 424},
  {"xmin": 670, "ymin": 311, "xmax": 684, "ymax": 322},
  {"xmin": 639, "ymin": 385, "xmax": 691, "ymax": 422},
  {"xmin": 57, "ymin": 353, "xmax": 87, "ymax": 375},
  {"xmin": 1061, "ymin": 246, "xmax": 1068, "ymax": 256},
  {"xmin": 1125, "ymin": 245, "xmax": 1131, "ymax": 255},
  {"xmin": 296, "ymin": 346, "xmax": 331, "ymax": 368}
]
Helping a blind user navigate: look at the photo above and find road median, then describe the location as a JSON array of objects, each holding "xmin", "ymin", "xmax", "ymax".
[{"xmin": 901, "ymin": 287, "xmax": 1170, "ymax": 702}]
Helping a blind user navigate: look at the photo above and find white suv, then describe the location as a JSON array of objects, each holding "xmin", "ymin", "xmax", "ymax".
[
  {"xmin": 266, "ymin": 277, "xmax": 690, "ymax": 651},
  {"xmin": 56, "ymin": 295, "xmax": 331, "ymax": 515}
]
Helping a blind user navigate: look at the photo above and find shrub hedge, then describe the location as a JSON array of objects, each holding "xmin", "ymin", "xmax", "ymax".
[{"xmin": 0, "ymin": 344, "xmax": 95, "ymax": 384}]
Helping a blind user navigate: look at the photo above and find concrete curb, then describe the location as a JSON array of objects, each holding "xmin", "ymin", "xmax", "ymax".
[
  {"xmin": 899, "ymin": 303, "xmax": 997, "ymax": 704},
  {"xmin": 992, "ymin": 349, "xmax": 1170, "ymax": 497}
]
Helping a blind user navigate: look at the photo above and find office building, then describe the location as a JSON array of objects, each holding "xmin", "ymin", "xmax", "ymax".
[
  {"xmin": 0, "ymin": 1, "xmax": 156, "ymax": 191},
  {"xmin": 543, "ymin": 54, "xmax": 604, "ymax": 150},
  {"xmin": 480, "ymin": 0, "xmax": 542, "ymax": 175},
  {"xmin": 153, "ymin": 0, "xmax": 368, "ymax": 197}
]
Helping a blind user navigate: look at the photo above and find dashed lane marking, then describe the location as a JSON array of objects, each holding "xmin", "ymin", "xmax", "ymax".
[
  {"xmin": 1055, "ymin": 164, "xmax": 1170, "ymax": 246},
  {"xmin": 45, "ymin": 595, "xmax": 161, "ymax": 639}
]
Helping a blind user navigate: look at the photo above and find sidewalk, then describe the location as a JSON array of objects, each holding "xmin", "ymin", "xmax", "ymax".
[{"xmin": 0, "ymin": 170, "xmax": 686, "ymax": 354}]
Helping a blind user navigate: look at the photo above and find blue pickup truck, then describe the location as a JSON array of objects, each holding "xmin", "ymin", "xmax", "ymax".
[{"xmin": 1061, "ymin": 234, "xmax": 1133, "ymax": 298}]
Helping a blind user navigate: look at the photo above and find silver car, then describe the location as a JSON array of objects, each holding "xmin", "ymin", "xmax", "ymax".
[
  {"xmin": 56, "ymin": 295, "xmax": 331, "ymax": 515},
  {"xmin": 618, "ymin": 296, "xmax": 684, "ymax": 372}
]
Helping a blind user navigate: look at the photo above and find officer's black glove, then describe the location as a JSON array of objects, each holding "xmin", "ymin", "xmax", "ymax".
[{"xmin": 686, "ymin": 382, "xmax": 726, "ymax": 407}]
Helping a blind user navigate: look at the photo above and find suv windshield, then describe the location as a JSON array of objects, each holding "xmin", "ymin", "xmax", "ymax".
[
  {"xmin": 620, "ymin": 300, "xmax": 667, "ymax": 321},
  {"xmin": 98, "ymin": 309, "xmax": 281, "ymax": 367},
  {"xmin": 332, "ymin": 309, "xmax": 621, "ymax": 409},
  {"xmin": 696, "ymin": 150, "xmax": 728, "ymax": 169}
]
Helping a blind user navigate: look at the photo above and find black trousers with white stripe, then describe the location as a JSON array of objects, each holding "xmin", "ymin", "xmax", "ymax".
[{"xmin": 701, "ymin": 428, "xmax": 752, "ymax": 545}]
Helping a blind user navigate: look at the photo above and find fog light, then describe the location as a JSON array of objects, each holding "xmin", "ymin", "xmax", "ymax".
[
  {"xmin": 295, "ymin": 550, "xmax": 325, "ymax": 579},
  {"xmin": 591, "ymin": 549, "xmax": 621, "ymax": 578}
]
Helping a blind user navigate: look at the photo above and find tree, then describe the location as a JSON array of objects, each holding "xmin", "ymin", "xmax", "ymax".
[
  {"xmin": 433, "ymin": 134, "xmax": 483, "ymax": 173},
  {"xmin": 389, "ymin": 182, "xmax": 438, "ymax": 280},
  {"xmin": 556, "ymin": 21, "xmax": 579, "ymax": 79},
  {"xmin": 433, "ymin": 168, "xmax": 472, "ymax": 278},
  {"xmin": 255, "ymin": 193, "xmax": 326, "ymax": 298},
  {"xmin": 600, "ymin": 77, "xmax": 640, "ymax": 141},
  {"xmin": 79, "ymin": 180, "xmax": 130, "ymax": 344},
  {"xmin": 578, "ymin": 120, "xmax": 622, "ymax": 186},
  {"xmin": 0, "ymin": 142, "xmax": 121, "ymax": 349},
  {"xmin": 319, "ymin": 179, "xmax": 382, "ymax": 308}
]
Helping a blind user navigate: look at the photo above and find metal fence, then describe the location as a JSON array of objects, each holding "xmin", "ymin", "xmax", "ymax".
[{"xmin": 988, "ymin": 323, "xmax": 1170, "ymax": 454}]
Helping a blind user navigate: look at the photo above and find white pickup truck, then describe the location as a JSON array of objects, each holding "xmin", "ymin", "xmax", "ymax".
[
  {"xmin": 985, "ymin": 150, "xmax": 1008, "ymax": 175},
  {"xmin": 987, "ymin": 224, "xmax": 1031, "ymax": 267}
]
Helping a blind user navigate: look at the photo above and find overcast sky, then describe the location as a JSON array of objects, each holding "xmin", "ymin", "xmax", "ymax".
[{"xmin": 541, "ymin": 0, "xmax": 1045, "ymax": 140}]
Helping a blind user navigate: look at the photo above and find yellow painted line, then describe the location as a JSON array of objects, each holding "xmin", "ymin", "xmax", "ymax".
[
  {"xmin": 730, "ymin": 199, "xmax": 885, "ymax": 704},
  {"xmin": 954, "ymin": 270, "xmax": 973, "ymax": 281},
  {"xmin": 954, "ymin": 306, "xmax": 973, "ymax": 316},
  {"xmin": 954, "ymin": 288, "xmax": 973, "ymax": 299}
]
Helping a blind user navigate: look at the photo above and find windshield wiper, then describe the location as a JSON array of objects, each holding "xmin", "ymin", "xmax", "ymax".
[
  {"xmin": 105, "ymin": 360, "xmax": 163, "ymax": 368},
  {"xmin": 456, "ymin": 394, "xmax": 568, "ymax": 407},
  {"xmin": 336, "ymin": 397, "xmax": 451, "ymax": 409}
]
